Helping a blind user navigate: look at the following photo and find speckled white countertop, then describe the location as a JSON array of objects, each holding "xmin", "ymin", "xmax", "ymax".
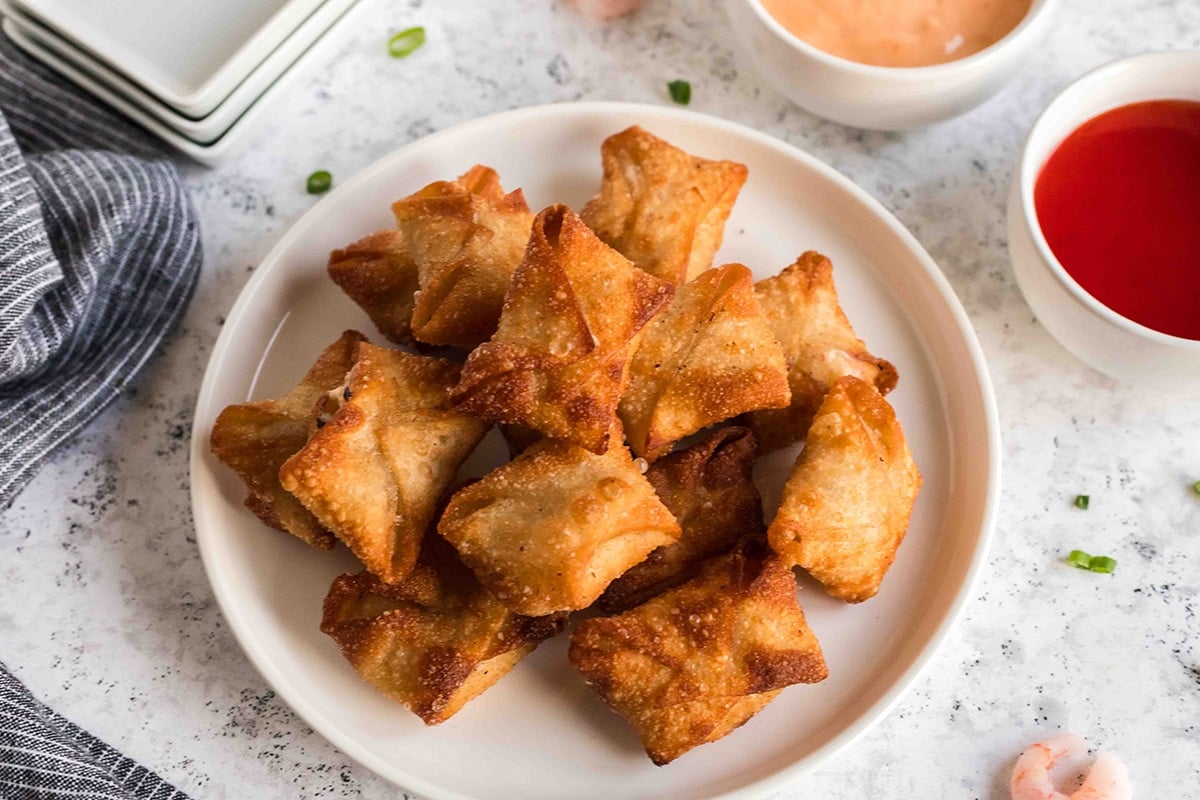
[{"xmin": 2, "ymin": 0, "xmax": 1198, "ymax": 797}]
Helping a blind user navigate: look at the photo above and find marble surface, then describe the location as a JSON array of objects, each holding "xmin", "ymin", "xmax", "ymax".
[{"xmin": 2, "ymin": 0, "xmax": 1199, "ymax": 797}]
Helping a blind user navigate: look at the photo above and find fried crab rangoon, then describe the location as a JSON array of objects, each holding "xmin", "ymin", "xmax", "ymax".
[
  {"xmin": 210, "ymin": 330, "xmax": 364, "ymax": 550},
  {"xmin": 748, "ymin": 251, "xmax": 898, "ymax": 452},
  {"xmin": 327, "ymin": 231, "xmax": 420, "ymax": 347},
  {"xmin": 581, "ymin": 126, "xmax": 748, "ymax": 285},
  {"xmin": 437, "ymin": 430, "xmax": 682, "ymax": 616},
  {"xmin": 451, "ymin": 205, "xmax": 674, "ymax": 454},
  {"xmin": 768, "ymin": 376, "xmax": 921, "ymax": 603},
  {"xmin": 326, "ymin": 166, "xmax": 533, "ymax": 349},
  {"xmin": 599, "ymin": 426, "xmax": 766, "ymax": 612},
  {"xmin": 618, "ymin": 263, "xmax": 791, "ymax": 460},
  {"xmin": 391, "ymin": 165, "xmax": 535, "ymax": 348},
  {"xmin": 321, "ymin": 540, "xmax": 566, "ymax": 725},
  {"xmin": 280, "ymin": 343, "xmax": 489, "ymax": 583},
  {"xmin": 570, "ymin": 552, "xmax": 828, "ymax": 765}
]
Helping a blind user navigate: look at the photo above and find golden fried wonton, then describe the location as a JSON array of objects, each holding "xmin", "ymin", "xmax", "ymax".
[
  {"xmin": 279, "ymin": 343, "xmax": 489, "ymax": 583},
  {"xmin": 321, "ymin": 540, "xmax": 566, "ymax": 725},
  {"xmin": 437, "ymin": 431, "xmax": 682, "ymax": 616},
  {"xmin": 747, "ymin": 251, "xmax": 898, "ymax": 452},
  {"xmin": 451, "ymin": 205, "xmax": 674, "ymax": 454},
  {"xmin": 210, "ymin": 330, "xmax": 364, "ymax": 550},
  {"xmin": 768, "ymin": 376, "xmax": 921, "ymax": 603},
  {"xmin": 581, "ymin": 126, "xmax": 748, "ymax": 285},
  {"xmin": 599, "ymin": 426, "xmax": 765, "ymax": 612},
  {"xmin": 570, "ymin": 553, "xmax": 828, "ymax": 765},
  {"xmin": 327, "ymin": 231, "xmax": 420, "ymax": 347},
  {"xmin": 391, "ymin": 165, "xmax": 535, "ymax": 348},
  {"xmin": 618, "ymin": 263, "xmax": 791, "ymax": 460}
]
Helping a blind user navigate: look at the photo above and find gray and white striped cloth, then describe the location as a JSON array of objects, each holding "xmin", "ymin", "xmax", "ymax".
[
  {"xmin": 0, "ymin": 663, "xmax": 189, "ymax": 800},
  {"xmin": 1, "ymin": 29, "xmax": 199, "ymax": 800},
  {"xmin": 0, "ymin": 34, "xmax": 201, "ymax": 508}
]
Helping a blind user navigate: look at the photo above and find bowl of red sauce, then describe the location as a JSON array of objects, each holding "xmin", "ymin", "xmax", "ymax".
[
  {"xmin": 726, "ymin": 0, "xmax": 1056, "ymax": 129},
  {"xmin": 1009, "ymin": 52, "xmax": 1200, "ymax": 391}
]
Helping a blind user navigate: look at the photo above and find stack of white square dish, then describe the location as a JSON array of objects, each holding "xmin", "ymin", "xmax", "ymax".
[{"xmin": 0, "ymin": 0, "xmax": 362, "ymax": 164}]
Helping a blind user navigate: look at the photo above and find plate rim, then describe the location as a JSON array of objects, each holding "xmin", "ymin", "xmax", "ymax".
[{"xmin": 189, "ymin": 100, "xmax": 1001, "ymax": 800}]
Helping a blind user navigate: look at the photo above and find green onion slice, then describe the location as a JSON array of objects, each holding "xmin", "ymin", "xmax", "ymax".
[
  {"xmin": 306, "ymin": 170, "xmax": 332, "ymax": 195},
  {"xmin": 1066, "ymin": 550, "xmax": 1117, "ymax": 574},
  {"xmin": 667, "ymin": 79, "xmax": 691, "ymax": 105},
  {"xmin": 1074, "ymin": 494, "xmax": 1090, "ymax": 510},
  {"xmin": 1193, "ymin": 480, "xmax": 1200, "ymax": 496},
  {"xmin": 1066, "ymin": 549, "xmax": 1092, "ymax": 569},
  {"xmin": 389, "ymin": 26, "xmax": 426, "ymax": 58}
]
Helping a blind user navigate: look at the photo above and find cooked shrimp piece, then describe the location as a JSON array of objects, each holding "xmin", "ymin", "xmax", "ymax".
[{"xmin": 1011, "ymin": 734, "xmax": 1132, "ymax": 800}]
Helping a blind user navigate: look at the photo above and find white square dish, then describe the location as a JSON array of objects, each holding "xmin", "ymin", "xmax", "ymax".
[
  {"xmin": 1, "ymin": 2, "xmax": 362, "ymax": 164},
  {"xmin": 9, "ymin": 0, "xmax": 325, "ymax": 116},
  {"xmin": 2, "ymin": 0, "xmax": 357, "ymax": 144}
]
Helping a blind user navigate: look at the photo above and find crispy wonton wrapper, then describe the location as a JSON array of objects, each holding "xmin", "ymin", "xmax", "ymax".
[
  {"xmin": 280, "ymin": 343, "xmax": 490, "ymax": 583},
  {"xmin": 570, "ymin": 552, "xmax": 828, "ymax": 765},
  {"xmin": 619, "ymin": 263, "xmax": 791, "ymax": 460},
  {"xmin": 438, "ymin": 430, "xmax": 682, "ymax": 616},
  {"xmin": 210, "ymin": 330, "xmax": 364, "ymax": 550},
  {"xmin": 768, "ymin": 376, "xmax": 921, "ymax": 603},
  {"xmin": 452, "ymin": 204, "xmax": 674, "ymax": 454},
  {"xmin": 581, "ymin": 126, "xmax": 748, "ymax": 285},
  {"xmin": 327, "ymin": 231, "xmax": 420, "ymax": 347},
  {"xmin": 747, "ymin": 251, "xmax": 898, "ymax": 452},
  {"xmin": 599, "ymin": 426, "xmax": 765, "ymax": 612},
  {"xmin": 391, "ymin": 165, "xmax": 535, "ymax": 348},
  {"xmin": 321, "ymin": 540, "xmax": 566, "ymax": 725}
]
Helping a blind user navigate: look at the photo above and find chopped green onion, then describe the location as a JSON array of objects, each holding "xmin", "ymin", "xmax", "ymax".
[
  {"xmin": 1074, "ymin": 494, "xmax": 1090, "ymax": 510},
  {"xmin": 1193, "ymin": 480, "xmax": 1200, "ymax": 496},
  {"xmin": 1066, "ymin": 549, "xmax": 1092, "ymax": 569},
  {"xmin": 388, "ymin": 26, "xmax": 426, "ymax": 58},
  {"xmin": 667, "ymin": 79, "xmax": 691, "ymax": 105},
  {"xmin": 306, "ymin": 170, "xmax": 332, "ymax": 195},
  {"xmin": 1066, "ymin": 550, "xmax": 1117, "ymax": 574}
]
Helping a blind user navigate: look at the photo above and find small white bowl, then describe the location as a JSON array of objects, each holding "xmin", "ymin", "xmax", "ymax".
[
  {"xmin": 726, "ymin": 0, "xmax": 1055, "ymax": 130},
  {"xmin": 1008, "ymin": 51, "xmax": 1200, "ymax": 393}
]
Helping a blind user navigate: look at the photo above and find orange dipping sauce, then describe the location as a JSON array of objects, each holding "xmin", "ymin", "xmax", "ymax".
[
  {"xmin": 759, "ymin": 0, "xmax": 1031, "ymax": 67},
  {"xmin": 1035, "ymin": 100, "xmax": 1200, "ymax": 341}
]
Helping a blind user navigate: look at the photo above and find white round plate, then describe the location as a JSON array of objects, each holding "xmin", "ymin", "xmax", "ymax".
[{"xmin": 191, "ymin": 102, "xmax": 999, "ymax": 800}]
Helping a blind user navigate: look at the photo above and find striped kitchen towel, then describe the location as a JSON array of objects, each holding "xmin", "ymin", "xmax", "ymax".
[
  {"xmin": 0, "ymin": 29, "xmax": 199, "ymax": 800},
  {"xmin": 0, "ymin": 662, "xmax": 189, "ymax": 800},
  {"xmin": 0, "ymin": 32, "xmax": 201, "ymax": 508}
]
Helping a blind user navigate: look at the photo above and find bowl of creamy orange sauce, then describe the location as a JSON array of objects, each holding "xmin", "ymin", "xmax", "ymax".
[
  {"xmin": 761, "ymin": 0, "xmax": 1032, "ymax": 68},
  {"xmin": 727, "ymin": 0, "xmax": 1054, "ymax": 129}
]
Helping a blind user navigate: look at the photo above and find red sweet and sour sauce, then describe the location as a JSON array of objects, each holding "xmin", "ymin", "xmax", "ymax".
[{"xmin": 1034, "ymin": 99, "xmax": 1200, "ymax": 340}]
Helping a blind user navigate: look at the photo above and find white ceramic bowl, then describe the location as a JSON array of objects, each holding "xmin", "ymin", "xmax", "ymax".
[
  {"xmin": 726, "ymin": 0, "xmax": 1055, "ymax": 130},
  {"xmin": 1008, "ymin": 51, "xmax": 1200, "ymax": 393}
]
